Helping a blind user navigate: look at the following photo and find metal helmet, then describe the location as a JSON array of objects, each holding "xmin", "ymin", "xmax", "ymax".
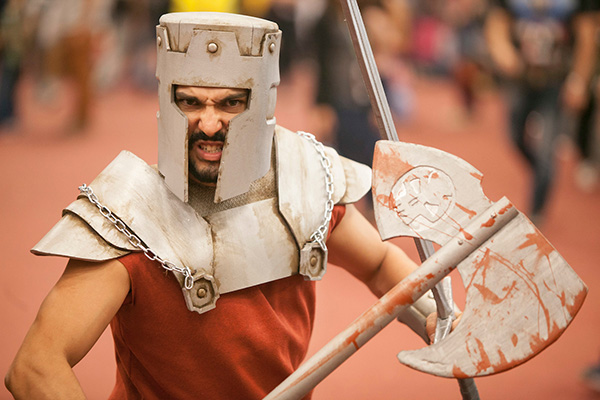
[{"xmin": 155, "ymin": 12, "xmax": 281, "ymax": 203}]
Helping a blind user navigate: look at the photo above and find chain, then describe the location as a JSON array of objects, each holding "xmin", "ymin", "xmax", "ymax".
[
  {"xmin": 78, "ymin": 133, "xmax": 330, "ymax": 285},
  {"xmin": 297, "ymin": 131, "xmax": 334, "ymax": 251},
  {"xmin": 78, "ymin": 184, "xmax": 195, "ymax": 290}
]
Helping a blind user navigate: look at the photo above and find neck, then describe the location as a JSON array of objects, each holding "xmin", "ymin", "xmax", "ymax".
[{"xmin": 187, "ymin": 155, "xmax": 277, "ymax": 217}]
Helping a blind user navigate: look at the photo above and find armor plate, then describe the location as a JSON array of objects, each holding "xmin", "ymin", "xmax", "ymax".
[{"xmin": 33, "ymin": 127, "xmax": 371, "ymax": 313}]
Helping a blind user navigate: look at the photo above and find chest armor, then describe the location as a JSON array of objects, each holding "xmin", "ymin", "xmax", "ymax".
[
  {"xmin": 197, "ymin": 191, "xmax": 303, "ymax": 295},
  {"xmin": 32, "ymin": 127, "xmax": 371, "ymax": 314}
]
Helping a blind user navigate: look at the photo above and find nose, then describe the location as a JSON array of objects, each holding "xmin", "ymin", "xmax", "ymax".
[{"xmin": 197, "ymin": 107, "xmax": 224, "ymax": 137}]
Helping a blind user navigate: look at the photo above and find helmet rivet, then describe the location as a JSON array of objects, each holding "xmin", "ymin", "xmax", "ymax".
[
  {"xmin": 269, "ymin": 42, "xmax": 276, "ymax": 53},
  {"xmin": 207, "ymin": 42, "xmax": 218, "ymax": 53},
  {"xmin": 157, "ymin": 36, "xmax": 162, "ymax": 47}
]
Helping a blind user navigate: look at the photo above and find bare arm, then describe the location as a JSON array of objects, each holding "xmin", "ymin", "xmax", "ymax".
[
  {"xmin": 484, "ymin": 7, "xmax": 524, "ymax": 79},
  {"xmin": 5, "ymin": 258, "xmax": 130, "ymax": 399},
  {"xmin": 327, "ymin": 205, "xmax": 460, "ymax": 342},
  {"xmin": 562, "ymin": 12, "xmax": 598, "ymax": 111},
  {"xmin": 327, "ymin": 204, "xmax": 418, "ymax": 297}
]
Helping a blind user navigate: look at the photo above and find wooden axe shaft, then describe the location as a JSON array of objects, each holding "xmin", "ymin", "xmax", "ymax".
[{"xmin": 264, "ymin": 199, "xmax": 517, "ymax": 400}]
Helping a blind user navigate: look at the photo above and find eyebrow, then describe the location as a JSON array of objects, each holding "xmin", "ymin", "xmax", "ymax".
[
  {"xmin": 219, "ymin": 91, "xmax": 249, "ymax": 103},
  {"xmin": 174, "ymin": 90, "xmax": 249, "ymax": 103},
  {"xmin": 174, "ymin": 91, "xmax": 196, "ymax": 101}
]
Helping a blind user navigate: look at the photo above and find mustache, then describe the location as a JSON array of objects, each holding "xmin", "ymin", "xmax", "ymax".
[{"xmin": 188, "ymin": 129, "xmax": 227, "ymax": 146}]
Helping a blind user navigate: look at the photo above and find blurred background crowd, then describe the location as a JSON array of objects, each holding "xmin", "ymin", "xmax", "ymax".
[
  {"xmin": 1, "ymin": 0, "xmax": 599, "ymax": 217},
  {"xmin": 1, "ymin": 0, "xmax": 600, "ymax": 397}
]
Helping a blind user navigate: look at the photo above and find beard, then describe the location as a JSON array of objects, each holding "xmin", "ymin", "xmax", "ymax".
[{"xmin": 188, "ymin": 129, "xmax": 227, "ymax": 184}]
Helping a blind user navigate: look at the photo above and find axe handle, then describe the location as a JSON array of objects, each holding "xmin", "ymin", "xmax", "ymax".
[
  {"xmin": 414, "ymin": 238, "xmax": 481, "ymax": 400},
  {"xmin": 459, "ymin": 379, "xmax": 481, "ymax": 400},
  {"xmin": 414, "ymin": 238, "xmax": 455, "ymax": 321},
  {"xmin": 263, "ymin": 199, "xmax": 516, "ymax": 400},
  {"xmin": 264, "ymin": 250, "xmax": 457, "ymax": 400}
]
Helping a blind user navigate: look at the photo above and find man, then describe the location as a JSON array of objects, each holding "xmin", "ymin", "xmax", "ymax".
[
  {"xmin": 484, "ymin": 0, "xmax": 599, "ymax": 223},
  {"xmin": 5, "ymin": 12, "xmax": 433, "ymax": 399}
]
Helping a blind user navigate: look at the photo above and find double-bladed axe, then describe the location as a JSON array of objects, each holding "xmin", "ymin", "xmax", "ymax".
[{"xmin": 263, "ymin": 1, "xmax": 588, "ymax": 398}]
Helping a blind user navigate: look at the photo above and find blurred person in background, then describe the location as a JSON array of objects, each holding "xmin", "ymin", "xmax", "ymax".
[
  {"xmin": 27, "ymin": 0, "xmax": 100, "ymax": 132},
  {"xmin": 445, "ymin": 0, "xmax": 492, "ymax": 118},
  {"xmin": 112, "ymin": 0, "xmax": 169, "ymax": 91},
  {"xmin": 307, "ymin": 0, "xmax": 413, "ymax": 165},
  {"xmin": 410, "ymin": 0, "xmax": 459, "ymax": 77},
  {"xmin": 362, "ymin": 0, "xmax": 415, "ymax": 121},
  {"xmin": 579, "ymin": 10, "xmax": 600, "ymax": 384},
  {"xmin": 485, "ymin": 0, "xmax": 599, "ymax": 224},
  {"xmin": 583, "ymin": 353, "xmax": 600, "ymax": 393},
  {"xmin": 298, "ymin": 0, "xmax": 415, "ymax": 219},
  {"xmin": 0, "ymin": 0, "xmax": 31, "ymax": 130},
  {"xmin": 308, "ymin": 0, "xmax": 378, "ymax": 163},
  {"xmin": 264, "ymin": 0, "xmax": 298, "ymax": 79},
  {"xmin": 572, "ymin": 23, "xmax": 600, "ymax": 192}
]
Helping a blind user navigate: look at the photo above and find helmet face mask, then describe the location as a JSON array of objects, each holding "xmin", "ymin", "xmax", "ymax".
[{"xmin": 156, "ymin": 12, "xmax": 281, "ymax": 203}]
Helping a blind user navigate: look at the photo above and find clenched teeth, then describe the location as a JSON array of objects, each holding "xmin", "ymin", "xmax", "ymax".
[{"xmin": 200, "ymin": 143, "xmax": 223, "ymax": 153}]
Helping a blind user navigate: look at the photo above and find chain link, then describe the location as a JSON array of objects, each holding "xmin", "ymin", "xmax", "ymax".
[
  {"xmin": 297, "ymin": 131, "xmax": 334, "ymax": 251},
  {"xmin": 78, "ymin": 184, "xmax": 195, "ymax": 290}
]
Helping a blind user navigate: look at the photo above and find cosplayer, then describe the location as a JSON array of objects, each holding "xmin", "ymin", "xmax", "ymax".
[{"xmin": 5, "ymin": 12, "xmax": 435, "ymax": 399}]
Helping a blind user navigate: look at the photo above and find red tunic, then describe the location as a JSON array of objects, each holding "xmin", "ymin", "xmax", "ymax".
[{"xmin": 109, "ymin": 205, "xmax": 346, "ymax": 400}]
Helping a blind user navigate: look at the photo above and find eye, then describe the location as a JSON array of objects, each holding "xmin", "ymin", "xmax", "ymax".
[
  {"xmin": 226, "ymin": 99, "xmax": 242, "ymax": 107},
  {"xmin": 176, "ymin": 97, "xmax": 199, "ymax": 110},
  {"xmin": 220, "ymin": 97, "xmax": 248, "ymax": 113}
]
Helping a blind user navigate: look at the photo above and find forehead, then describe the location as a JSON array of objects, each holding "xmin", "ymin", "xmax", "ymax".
[{"xmin": 174, "ymin": 86, "xmax": 248, "ymax": 99}]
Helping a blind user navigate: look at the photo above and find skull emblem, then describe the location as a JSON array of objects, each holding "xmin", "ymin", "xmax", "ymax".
[{"xmin": 391, "ymin": 166, "xmax": 455, "ymax": 230}]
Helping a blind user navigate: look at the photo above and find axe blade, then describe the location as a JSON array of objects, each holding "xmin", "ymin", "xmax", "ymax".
[
  {"xmin": 398, "ymin": 212, "xmax": 587, "ymax": 377},
  {"xmin": 373, "ymin": 140, "xmax": 492, "ymax": 246},
  {"xmin": 372, "ymin": 140, "xmax": 587, "ymax": 378}
]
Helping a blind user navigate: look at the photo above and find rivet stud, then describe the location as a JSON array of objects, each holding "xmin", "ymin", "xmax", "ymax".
[{"xmin": 207, "ymin": 42, "xmax": 218, "ymax": 53}]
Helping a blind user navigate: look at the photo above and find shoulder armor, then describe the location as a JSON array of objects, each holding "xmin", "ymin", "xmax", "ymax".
[
  {"xmin": 32, "ymin": 212, "xmax": 130, "ymax": 260},
  {"xmin": 328, "ymin": 150, "xmax": 372, "ymax": 205},
  {"xmin": 275, "ymin": 125, "xmax": 371, "ymax": 205},
  {"xmin": 32, "ymin": 189, "xmax": 139, "ymax": 260},
  {"xmin": 32, "ymin": 150, "xmax": 217, "ymax": 313},
  {"xmin": 275, "ymin": 126, "xmax": 371, "ymax": 279}
]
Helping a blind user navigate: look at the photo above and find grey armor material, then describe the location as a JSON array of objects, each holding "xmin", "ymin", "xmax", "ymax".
[
  {"xmin": 32, "ymin": 127, "xmax": 372, "ymax": 313},
  {"xmin": 156, "ymin": 12, "xmax": 281, "ymax": 203}
]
